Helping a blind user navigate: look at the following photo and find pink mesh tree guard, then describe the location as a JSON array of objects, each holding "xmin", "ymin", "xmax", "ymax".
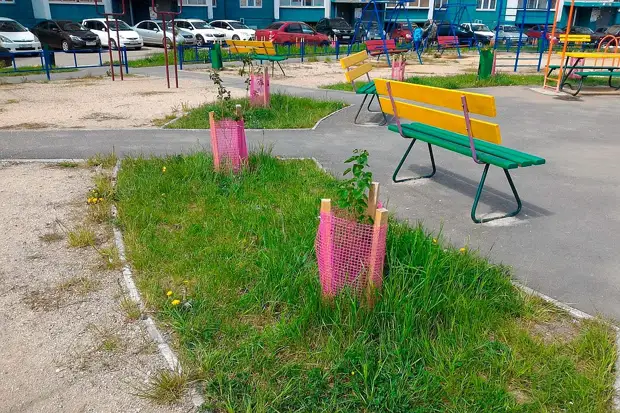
[
  {"xmin": 249, "ymin": 69, "xmax": 270, "ymax": 107},
  {"xmin": 315, "ymin": 188, "xmax": 388, "ymax": 300},
  {"xmin": 391, "ymin": 58, "xmax": 406, "ymax": 81},
  {"xmin": 568, "ymin": 57, "xmax": 585, "ymax": 79},
  {"xmin": 209, "ymin": 111, "xmax": 248, "ymax": 172}
]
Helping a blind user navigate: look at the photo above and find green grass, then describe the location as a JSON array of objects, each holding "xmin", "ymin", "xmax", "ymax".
[
  {"xmin": 323, "ymin": 72, "xmax": 613, "ymax": 91},
  {"xmin": 117, "ymin": 152, "xmax": 616, "ymax": 412},
  {"xmin": 168, "ymin": 94, "xmax": 347, "ymax": 130}
]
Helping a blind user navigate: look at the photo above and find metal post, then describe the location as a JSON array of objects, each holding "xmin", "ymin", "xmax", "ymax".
[
  {"xmin": 114, "ymin": 17, "xmax": 124, "ymax": 80},
  {"xmin": 171, "ymin": 16, "xmax": 179, "ymax": 88},
  {"xmin": 178, "ymin": 44, "xmax": 184, "ymax": 70},
  {"xmin": 162, "ymin": 17, "xmax": 170, "ymax": 88},
  {"xmin": 514, "ymin": 0, "xmax": 527, "ymax": 72},
  {"xmin": 124, "ymin": 47, "xmax": 129, "ymax": 73},
  {"xmin": 105, "ymin": 14, "xmax": 115, "ymax": 80},
  {"xmin": 73, "ymin": 51, "xmax": 78, "ymax": 68}
]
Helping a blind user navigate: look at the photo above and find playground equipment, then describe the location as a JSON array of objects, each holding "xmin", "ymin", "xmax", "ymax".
[
  {"xmin": 349, "ymin": 0, "xmax": 417, "ymax": 66},
  {"xmin": 492, "ymin": 0, "xmax": 553, "ymax": 72},
  {"xmin": 432, "ymin": 0, "xmax": 479, "ymax": 57},
  {"xmin": 152, "ymin": 0, "xmax": 182, "ymax": 88},
  {"xmin": 93, "ymin": 0, "xmax": 127, "ymax": 81}
]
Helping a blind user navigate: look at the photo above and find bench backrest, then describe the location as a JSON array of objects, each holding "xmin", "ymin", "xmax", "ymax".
[
  {"xmin": 229, "ymin": 40, "xmax": 277, "ymax": 56},
  {"xmin": 365, "ymin": 39, "xmax": 398, "ymax": 51},
  {"xmin": 374, "ymin": 79, "xmax": 502, "ymax": 144},
  {"xmin": 340, "ymin": 50, "xmax": 373, "ymax": 84},
  {"xmin": 438, "ymin": 35, "xmax": 459, "ymax": 46},
  {"xmin": 558, "ymin": 34, "xmax": 591, "ymax": 43}
]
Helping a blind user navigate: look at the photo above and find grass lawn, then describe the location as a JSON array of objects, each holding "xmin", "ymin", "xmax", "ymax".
[
  {"xmin": 116, "ymin": 152, "xmax": 616, "ymax": 412},
  {"xmin": 322, "ymin": 72, "xmax": 612, "ymax": 91},
  {"xmin": 168, "ymin": 93, "xmax": 347, "ymax": 129}
]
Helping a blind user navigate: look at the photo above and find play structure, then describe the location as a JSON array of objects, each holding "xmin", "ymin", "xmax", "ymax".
[
  {"xmin": 152, "ymin": 0, "xmax": 182, "ymax": 88},
  {"xmin": 349, "ymin": 0, "xmax": 418, "ymax": 66},
  {"xmin": 93, "ymin": 0, "xmax": 127, "ymax": 81},
  {"xmin": 492, "ymin": 0, "xmax": 553, "ymax": 72},
  {"xmin": 432, "ymin": 0, "xmax": 479, "ymax": 57},
  {"xmin": 542, "ymin": 0, "xmax": 620, "ymax": 94}
]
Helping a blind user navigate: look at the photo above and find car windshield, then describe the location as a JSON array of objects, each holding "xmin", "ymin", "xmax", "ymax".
[
  {"xmin": 0, "ymin": 20, "xmax": 28, "ymax": 32},
  {"xmin": 472, "ymin": 24, "xmax": 490, "ymax": 31},
  {"xmin": 606, "ymin": 25, "xmax": 620, "ymax": 33},
  {"xmin": 266, "ymin": 22, "xmax": 284, "ymax": 30},
  {"xmin": 574, "ymin": 27, "xmax": 593, "ymax": 34},
  {"xmin": 229, "ymin": 21, "xmax": 249, "ymax": 29},
  {"xmin": 330, "ymin": 19, "xmax": 350, "ymax": 29},
  {"xmin": 192, "ymin": 21, "xmax": 213, "ymax": 29},
  {"xmin": 109, "ymin": 20, "xmax": 132, "ymax": 31},
  {"xmin": 62, "ymin": 22, "xmax": 87, "ymax": 31},
  {"xmin": 502, "ymin": 26, "xmax": 519, "ymax": 32}
]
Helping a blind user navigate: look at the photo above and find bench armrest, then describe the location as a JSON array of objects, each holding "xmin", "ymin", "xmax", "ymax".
[
  {"xmin": 386, "ymin": 81, "xmax": 403, "ymax": 136},
  {"xmin": 461, "ymin": 96, "xmax": 484, "ymax": 165}
]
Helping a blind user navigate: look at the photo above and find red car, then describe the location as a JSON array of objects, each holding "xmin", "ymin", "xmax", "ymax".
[
  {"xmin": 526, "ymin": 25, "xmax": 563, "ymax": 43},
  {"xmin": 255, "ymin": 21, "xmax": 330, "ymax": 45},
  {"xmin": 389, "ymin": 22, "xmax": 415, "ymax": 43}
]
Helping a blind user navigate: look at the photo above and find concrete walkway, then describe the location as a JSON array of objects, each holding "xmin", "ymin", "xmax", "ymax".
[{"xmin": 1, "ymin": 73, "xmax": 619, "ymax": 320}]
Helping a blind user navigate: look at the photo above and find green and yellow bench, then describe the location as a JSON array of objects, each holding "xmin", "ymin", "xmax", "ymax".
[
  {"xmin": 228, "ymin": 40, "xmax": 288, "ymax": 76},
  {"xmin": 340, "ymin": 50, "xmax": 387, "ymax": 125},
  {"xmin": 374, "ymin": 79, "xmax": 546, "ymax": 223}
]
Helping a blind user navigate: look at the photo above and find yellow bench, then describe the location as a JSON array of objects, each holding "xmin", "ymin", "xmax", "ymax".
[
  {"xmin": 339, "ymin": 50, "xmax": 386, "ymax": 125},
  {"xmin": 374, "ymin": 79, "xmax": 546, "ymax": 223},
  {"xmin": 228, "ymin": 40, "xmax": 288, "ymax": 76}
]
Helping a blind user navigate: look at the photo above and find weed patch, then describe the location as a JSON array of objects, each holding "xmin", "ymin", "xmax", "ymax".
[
  {"xmin": 68, "ymin": 226, "xmax": 96, "ymax": 248},
  {"xmin": 87, "ymin": 153, "xmax": 118, "ymax": 169},
  {"xmin": 135, "ymin": 370, "xmax": 188, "ymax": 405}
]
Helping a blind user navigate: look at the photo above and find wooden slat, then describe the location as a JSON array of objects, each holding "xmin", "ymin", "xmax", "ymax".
[
  {"xmin": 340, "ymin": 50, "xmax": 368, "ymax": 69},
  {"xmin": 565, "ymin": 52, "xmax": 620, "ymax": 59},
  {"xmin": 229, "ymin": 40, "xmax": 276, "ymax": 55},
  {"xmin": 559, "ymin": 34, "xmax": 591, "ymax": 42},
  {"xmin": 374, "ymin": 79, "xmax": 497, "ymax": 117},
  {"xmin": 345, "ymin": 62, "xmax": 373, "ymax": 83},
  {"xmin": 380, "ymin": 98, "xmax": 502, "ymax": 144}
]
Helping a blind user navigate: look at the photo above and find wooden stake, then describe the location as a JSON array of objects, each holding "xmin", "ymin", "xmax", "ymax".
[
  {"xmin": 367, "ymin": 207, "xmax": 388, "ymax": 304},
  {"xmin": 320, "ymin": 199, "xmax": 334, "ymax": 298},
  {"xmin": 235, "ymin": 104, "xmax": 243, "ymax": 120},
  {"xmin": 367, "ymin": 182, "xmax": 379, "ymax": 219},
  {"xmin": 209, "ymin": 111, "xmax": 220, "ymax": 171}
]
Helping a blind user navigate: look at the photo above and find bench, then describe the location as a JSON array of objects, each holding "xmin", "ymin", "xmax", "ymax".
[
  {"xmin": 374, "ymin": 79, "xmax": 546, "ymax": 223},
  {"xmin": 339, "ymin": 50, "xmax": 387, "ymax": 125},
  {"xmin": 570, "ymin": 70, "xmax": 620, "ymax": 96},
  {"xmin": 437, "ymin": 35, "xmax": 462, "ymax": 57},
  {"xmin": 365, "ymin": 39, "xmax": 408, "ymax": 57},
  {"xmin": 228, "ymin": 40, "xmax": 288, "ymax": 76}
]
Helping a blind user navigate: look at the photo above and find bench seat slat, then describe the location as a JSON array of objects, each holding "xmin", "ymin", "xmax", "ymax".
[
  {"xmin": 574, "ymin": 71, "xmax": 620, "ymax": 77},
  {"xmin": 388, "ymin": 124, "xmax": 519, "ymax": 169},
  {"xmin": 356, "ymin": 81, "xmax": 376, "ymax": 95},
  {"xmin": 549, "ymin": 65, "xmax": 618, "ymax": 70},
  {"xmin": 404, "ymin": 123, "xmax": 546, "ymax": 167},
  {"xmin": 253, "ymin": 54, "xmax": 287, "ymax": 61}
]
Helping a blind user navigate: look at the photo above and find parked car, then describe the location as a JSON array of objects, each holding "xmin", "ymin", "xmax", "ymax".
[
  {"xmin": 315, "ymin": 17, "xmax": 355, "ymax": 43},
  {"xmin": 0, "ymin": 17, "xmax": 42, "ymax": 54},
  {"xmin": 495, "ymin": 25, "xmax": 529, "ymax": 44},
  {"xmin": 361, "ymin": 21, "xmax": 385, "ymax": 41},
  {"xmin": 388, "ymin": 22, "xmax": 416, "ymax": 43},
  {"xmin": 604, "ymin": 25, "xmax": 620, "ymax": 37},
  {"xmin": 255, "ymin": 21, "xmax": 329, "ymax": 45},
  {"xmin": 32, "ymin": 20, "xmax": 100, "ymax": 52},
  {"xmin": 436, "ymin": 23, "xmax": 491, "ymax": 45},
  {"xmin": 460, "ymin": 22, "xmax": 494, "ymax": 44},
  {"xmin": 210, "ymin": 20, "xmax": 255, "ymax": 41},
  {"xmin": 133, "ymin": 20, "xmax": 195, "ymax": 48},
  {"xmin": 174, "ymin": 19, "xmax": 225, "ymax": 46},
  {"xmin": 526, "ymin": 24, "xmax": 563, "ymax": 39},
  {"xmin": 82, "ymin": 18, "xmax": 143, "ymax": 50}
]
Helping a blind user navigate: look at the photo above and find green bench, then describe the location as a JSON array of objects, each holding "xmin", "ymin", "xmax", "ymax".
[
  {"xmin": 568, "ymin": 70, "xmax": 620, "ymax": 96},
  {"xmin": 339, "ymin": 50, "xmax": 386, "ymax": 125},
  {"xmin": 547, "ymin": 64, "xmax": 620, "ymax": 95},
  {"xmin": 374, "ymin": 79, "xmax": 546, "ymax": 223},
  {"xmin": 228, "ymin": 40, "xmax": 288, "ymax": 76}
]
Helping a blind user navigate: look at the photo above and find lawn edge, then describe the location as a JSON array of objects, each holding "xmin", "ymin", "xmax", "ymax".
[{"xmin": 110, "ymin": 159, "xmax": 206, "ymax": 410}]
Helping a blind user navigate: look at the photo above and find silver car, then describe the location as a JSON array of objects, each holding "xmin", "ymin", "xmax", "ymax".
[
  {"xmin": 133, "ymin": 20, "xmax": 195, "ymax": 48},
  {"xmin": 495, "ymin": 25, "xmax": 529, "ymax": 44}
]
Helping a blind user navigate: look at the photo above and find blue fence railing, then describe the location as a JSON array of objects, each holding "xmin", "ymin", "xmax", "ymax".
[{"xmin": 0, "ymin": 47, "xmax": 129, "ymax": 80}]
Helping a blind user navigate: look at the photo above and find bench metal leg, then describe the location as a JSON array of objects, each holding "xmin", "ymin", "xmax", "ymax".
[
  {"xmin": 276, "ymin": 61, "xmax": 286, "ymax": 77},
  {"xmin": 392, "ymin": 139, "xmax": 436, "ymax": 183},
  {"xmin": 609, "ymin": 75, "xmax": 620, "ymax": 91},
  {"xmin": 354, "ymin": 94, "xmax": 387, "ymax": 126},
  {"xmin": 471, "ymin": 165, "xmax": 522, "ymax": 224}
]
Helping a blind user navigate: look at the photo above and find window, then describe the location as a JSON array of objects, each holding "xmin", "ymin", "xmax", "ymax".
[
  {"xmin": 137, "ymin": 21, "xmax": 149, "ymax": 29},
  {"xmin": 476, "ymin": 0, "xmax": 495, "ymax": 10},
  {"xmin": 176, "ymin": 21, "xmax": 191, "ymax": 29},
  {"xmin": 434, "ymin": 0, "xmax": 447, "ymax": 8},
  {"xmin": 49, "ymin": 0, "xmax": 95, "ymax": 4},
  {"xmin": 240, "ymin": 0, "xmax": 261, "ymax": 7},
  {"xmin": 285, "ymin": 23, "xmax": 302, "ymax": 33},
  {"xmin": 300, "ymin": 23, "xmax": 315, "ymax": 34},
  {"xmin": 517, "ymin": 0, "xmax": 556, "ymax": 9},
  {"xmin": 266, "ymin": 22, "xmax": 285, "ymax": 30},
  {"xmin": 0, "ymin": 0, "xmax": 15, "ymax": 3},
  {"xmin": 386, "ymin": 0, "xmax": 429, "ymax": 8},
  {"xmin": 281, "ymin": 0, "xmax": 323, "ymax": 5},
  {"xmin": 183, "ymin": 0, "xmax": 216, "ymax": 6}
]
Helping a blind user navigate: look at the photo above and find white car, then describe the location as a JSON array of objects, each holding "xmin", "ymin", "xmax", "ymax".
[
  {"xmin": 174, "ymin": 19, "xmax": 226, "ymax": 47},
  {"xmin": 210, "ymin": 20, "xmax": 255, "ymax": 41},
  {"xmin": 133, "ymin": 20, "xmax": 196, "ymax": 48},
  {"xmin": 0, "ymin": 17, "xmax": 42, "ymax": 54},
  {"xmin": 82, "ymin": 18, "xmax": 143, "ymax": 50},
  {"xmin": 461, "ymin": 23, "xmax": 495, "ymax": 42}
]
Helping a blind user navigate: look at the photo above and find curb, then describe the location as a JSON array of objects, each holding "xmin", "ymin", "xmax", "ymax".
[{"xmin": 110, "ymin": 160, "xmax": 205, "ymax": 410}]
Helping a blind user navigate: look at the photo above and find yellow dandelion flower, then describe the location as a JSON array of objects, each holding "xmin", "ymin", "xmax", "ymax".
[
  {"xmin": 166, "ymin": 290, "xmax": 173, "ymax": 297},
  {"xmin": 459, "ymin": 247, "xmax": 466, "ymax": 253},
  {"xmin": 162, "ymin": 166, "xmax": 167, "ymax": 173},
  {"xmin": 351, "ymin": 371, "xmax": 355, "ymax": 375},
  {"xmin": 171, "ymin": 299, "xmax": 181, "ymax": 306},
  {"xmin": 183, "ymin": 280, "xmax": 189, "ymax": 284},
  {"xmin": 432, "ymin": 238, "xmax": 437, "ymax": 244},
  {"xmin": 98, "ymin": 197, "xmax": 103, "ymax": 202}
]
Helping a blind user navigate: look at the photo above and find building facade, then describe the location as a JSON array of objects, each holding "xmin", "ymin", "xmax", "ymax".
[{"xmin": 2, "ymin": 0, "xmax": 620, "ymax": 30}]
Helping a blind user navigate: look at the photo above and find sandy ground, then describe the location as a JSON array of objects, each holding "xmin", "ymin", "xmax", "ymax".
[
  {"xmin": 0, "ymin": 75, "xmax": 245, "ymax": 130},
  {"xmin": 0, "ymin": 162, "xmax": 191, "ymax": 413}
]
